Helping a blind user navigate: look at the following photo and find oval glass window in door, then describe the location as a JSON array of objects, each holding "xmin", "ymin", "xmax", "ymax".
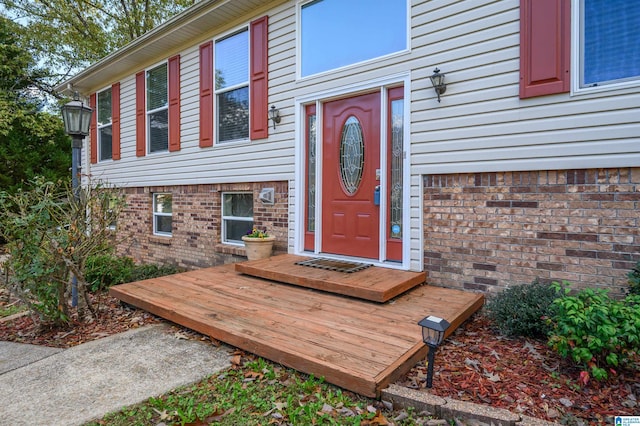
[{"xmin": 339, "ymin": 116, "xmax": 365, "ymax": 195}]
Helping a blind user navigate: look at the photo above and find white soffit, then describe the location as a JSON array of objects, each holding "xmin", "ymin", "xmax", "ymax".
[{"xmin": 56, "ymin": 0, "xmax": 273, "ymax": 94}]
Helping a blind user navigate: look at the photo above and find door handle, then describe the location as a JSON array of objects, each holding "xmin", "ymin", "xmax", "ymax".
[{"xmin": 374, "ymin": 185, "xmax": 381, "ymax": 206}]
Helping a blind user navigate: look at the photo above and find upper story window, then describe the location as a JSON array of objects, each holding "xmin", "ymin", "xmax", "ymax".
[
  {"xmin": 300, "ymin": 0, "xmax": 408, "ymax": 77},
  {"xmin": 578, "ymin": 0, "xmax": 640, "ymax": 89},
  {"xmin": 97, "ymin": 87, "xmax": 112, "ymax": 161},
  {"xmin": 215, "ymin": 29, "xmax": 249, "ymax": 143},
  {"xmin": 147, "ymin": 63, "xmax": 169, "ymax": 152}
]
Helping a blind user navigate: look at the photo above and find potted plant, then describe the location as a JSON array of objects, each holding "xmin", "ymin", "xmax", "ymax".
[{"xmin": 241, "ymin": 227, "xmax": 275, "ymax": 261}]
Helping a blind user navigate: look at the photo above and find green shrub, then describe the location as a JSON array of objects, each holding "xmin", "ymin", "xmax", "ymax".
[
  {"xmin": 85, "ymin": 254, "xmax": 135, "ymax": 292},
  {"xmin": 0, "ymin": 178, "xmax": 126, "ymax": 324},
  {"xmin": 130, "ymin": 263, "xmax": 182, "ymax": 282},
  {"xmin": 85, "ymin": 254, "xmax": 182, "ymax": 291},
  {"xmin": 547, "ymin": 281, "xmax": 640, "ymax": 382},
  {"xmin": 485, "ymin": 280, "xmax": 558, "ymax": 338},
  {"xmin": 628, "ymin": 261, "xmax": 640, "ymax": 295}
]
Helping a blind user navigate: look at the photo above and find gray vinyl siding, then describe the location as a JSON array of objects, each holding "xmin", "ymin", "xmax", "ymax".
[
  {"xmin": 409, "ymin": 0, "xmax": 640, "ymax": 175},
  {"xmin": 88, "ymin": 2, "xmax": 297, "ymax": 188},
  {"xmin": 85, "ymin": 0, "xmax": 640, "ymax": 185}
]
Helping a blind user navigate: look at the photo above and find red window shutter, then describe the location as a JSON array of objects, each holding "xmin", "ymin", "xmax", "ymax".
[
  {"xmin": 89, "ymin": 93, "xmax": 97, "ymax": 164},
  {"xmin": 199, "ymin": 41, "xmax": 214, "ymax": 148},
  {"xmin": 168, "ymin": 55, "xmax": 181, "ymax": 152},
  {"xmin": 519, "ymin": 0, "xmax": 570, "ymax": 98},
  {"xmin": 250, "ymin": 15, "xmax": 269, "ymax": 140},
  {"xmin": 135, "ymin": 71, "xmax": 146, "ymax": 157},
  {"xmin": 111, "ymin": 82, "xmax": 121, "ymax": 160}
]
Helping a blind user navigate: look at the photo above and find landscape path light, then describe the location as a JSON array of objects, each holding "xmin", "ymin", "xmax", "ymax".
[{"xmin": 418, "ymin": 315, "xmax": 451, "ymax": 388}]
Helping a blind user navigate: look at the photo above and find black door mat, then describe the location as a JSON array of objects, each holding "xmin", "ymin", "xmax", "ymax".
[{"xmin": 294, "ymin": 258, "xmax": 372, "ymax": 273}]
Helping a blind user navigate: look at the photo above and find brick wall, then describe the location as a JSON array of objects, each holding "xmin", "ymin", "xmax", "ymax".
[
  {"xmin": 423, "ymin": 168, "xmax": 640, "ymax": 298},
  {"xmin": 115, "ymin": 181, "xmax": 289, "ymax": 269}
]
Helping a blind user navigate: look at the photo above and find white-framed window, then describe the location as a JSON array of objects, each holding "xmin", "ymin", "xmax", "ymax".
[
  {"xmin": 299, "ymin": 0, "xmax": 408, "ymax": 77},
  {"xmin": 153, "ymin": 193, "xmax": 172, "ymax": 236},
  {"xmin": 215, "ymin": 29, "xmax": 249, "ymax": 143},
  {"xmin": 575, "ymin": 0, "xmax": 640, "ymax": 91},
  {"xmin": 222, "ymin": 192, "xmax": 253, "ymax": 244},
  {"xmin": 97, "ymin": 87, "xmax": 112, "ymax": 161},
  {"xmin": 147, "ymin": 63, "xmax": 169, "ymax": 153}
]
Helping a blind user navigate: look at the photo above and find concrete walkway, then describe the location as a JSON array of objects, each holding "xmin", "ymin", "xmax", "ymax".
[{"xmin": 0, "ymin": 324, "xmax": 232, "ymax": 426}]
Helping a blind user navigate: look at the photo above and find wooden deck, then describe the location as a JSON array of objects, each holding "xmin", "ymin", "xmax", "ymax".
[
  {"xmin": 235, "ymin": 254, "xmax": 426, "ymax": 302},
  {"xmin": 110, "ymin": 259, "xmax": 484, "ymax": 397}
]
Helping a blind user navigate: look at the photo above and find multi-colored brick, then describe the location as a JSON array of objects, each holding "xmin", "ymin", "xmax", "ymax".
[{"xmin": 424, "ymin": 168, "xmax": 640, "ymax": 298}]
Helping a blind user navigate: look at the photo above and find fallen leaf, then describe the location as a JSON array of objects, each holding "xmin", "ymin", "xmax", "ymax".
[
  {"xmin": 579, "ymin": 370, "xmax": 590, "ymax": 386},
  {"xmin": 319, "ymin": 403, "xmax": 334, "ymax": 414},
  {"xmin": 464, "ymin": 358, "xmax": 480, "ymax": 371},
  {"xmin": 152, "ymin": 408, "xmax": 171, "ymax": 420},
  {"xmin": 369, "ymin": 410, "xmax": 389, "ymax": 425},
  {"xmin": 483, "ymin": 371, "xmax": 501, "ymax": 382},
  {"xmin": 394, "ymin": 410, "xmax": 409, "ymax": 421},
  {"xmin": 231, "ymin": 354, "xmax": 243, "ymax": 369},
  {"xmin": 174, "ymin": 331, "xmax": 189, "ymax": 340},
  {"xmin": 206, "ymin": 407, "xmax": 235, "ymax": 422},
  {"xmin": 244, "ymin": 371, "xmax": 264, "ymax": 380},
  {"xmin": 339, "ymin": 407, "xmax": 355, "ymax": 417},
  {"xmin": 559, "ymin": 397, "xmax": 573, "ymax": 408}
]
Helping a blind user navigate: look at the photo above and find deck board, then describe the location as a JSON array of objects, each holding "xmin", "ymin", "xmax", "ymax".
[
  {"xmin": 235, "ymin": 254, "xmax": 426, "ymax": 302},
  {"xmin": 110, "ymin": 262, "xmax": 484, "ymax": 397}
]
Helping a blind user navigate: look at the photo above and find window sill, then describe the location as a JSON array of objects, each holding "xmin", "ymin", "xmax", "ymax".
[
  {"xmin": 214, "ymin": 243, "xmax": 246, "ymax": 257},
  {"xmin": 149, "ymin": 235, "xmax": 172, "ymax": 245}
]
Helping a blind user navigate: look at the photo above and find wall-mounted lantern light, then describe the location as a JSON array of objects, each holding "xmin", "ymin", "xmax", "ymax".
[
  {"xmin": 429, "ymin": 68, "xmax": 447, "ymax": 103},
  {"xmin": 418, "ymin": 315, "xmax": 451, "ymax": 388},
  {"xmin": 268, "ymin": 105, "xmax": 281, "ymax": 129}
]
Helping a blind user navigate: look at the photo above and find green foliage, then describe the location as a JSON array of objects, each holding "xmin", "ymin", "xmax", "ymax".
[
  {"xmin": 129, "ymin": 263, "xmax": 182, "ymax": 282},
  {"xmin": 85, "ymin": 254, "xmax": 182, "ymax": 291},
  {"xmin": 547, "ymin": 281, "xmax": 640, "ymax": 382},
  {"xmin": 0, "ymin": 178, "xmax": 126, "ymax": 324},
  {"xmin": 628, "ymin": 261, "xmax": 640, "ymax": 295},
  {"xmin": 1, "ymin": 0, "xmax": 196, "ymax": 89},
  {"xmin": 85, "ymin": 255, "xmax": 135, "ymax": 292},
  {"xmin": 485, "ymin": 280, "xmax": 558, "ymax": 338},
  {"xmin": 0, "ymin": 17, "xmax": 72, "ymax": 195}
]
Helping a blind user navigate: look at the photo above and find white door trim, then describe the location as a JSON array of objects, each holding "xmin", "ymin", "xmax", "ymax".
[{"xmin": 293, "ymin": 73, "xmax": 412, "ymax": 270}]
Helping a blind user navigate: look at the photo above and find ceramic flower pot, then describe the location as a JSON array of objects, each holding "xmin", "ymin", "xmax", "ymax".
[{"xmin": 241, "ymin": 235, "xmax": 276, "ymax": 261}]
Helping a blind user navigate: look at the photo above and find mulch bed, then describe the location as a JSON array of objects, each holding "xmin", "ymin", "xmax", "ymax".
[
  {"xmin": 0, "ymin": 293, "xmax": 160, "ymax": 348},
  {"xmin": 396, "ymin": 315, "xmax": 640, "ymax": 425},
  {"xmin": 2, "ymin": 291, "xmax": 638, "ymax": 425}
]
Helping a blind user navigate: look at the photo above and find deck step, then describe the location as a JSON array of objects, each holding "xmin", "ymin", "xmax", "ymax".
[{"xmin": 234, "ymin": 254, "xmax": 426, "ymax": 303}]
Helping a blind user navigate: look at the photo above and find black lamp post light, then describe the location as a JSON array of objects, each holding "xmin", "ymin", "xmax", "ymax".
[
  {"xmin": 61, "ymin": 93, "xmax": 93, "ymax": 196},
  {"xmin": 60, "ymin": 92, "xmax": 93, "ymax": 306},
  {"xmin": 418, "ymin": 315, "xmax": 451, "ymax": 388}
]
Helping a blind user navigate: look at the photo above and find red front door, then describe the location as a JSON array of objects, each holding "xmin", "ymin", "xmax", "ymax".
[{"xmin": 322, "ymin": 92, "xmax": 380, "ymax": 259}]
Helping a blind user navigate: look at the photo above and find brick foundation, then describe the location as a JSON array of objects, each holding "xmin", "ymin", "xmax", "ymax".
[
  {"xmin": 423, "ymin": 168, "xmax": 640, "ymax": 298},
  {"xmin": 115, "ymin": 181, "xmax": 289, "ymax": 270}
]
